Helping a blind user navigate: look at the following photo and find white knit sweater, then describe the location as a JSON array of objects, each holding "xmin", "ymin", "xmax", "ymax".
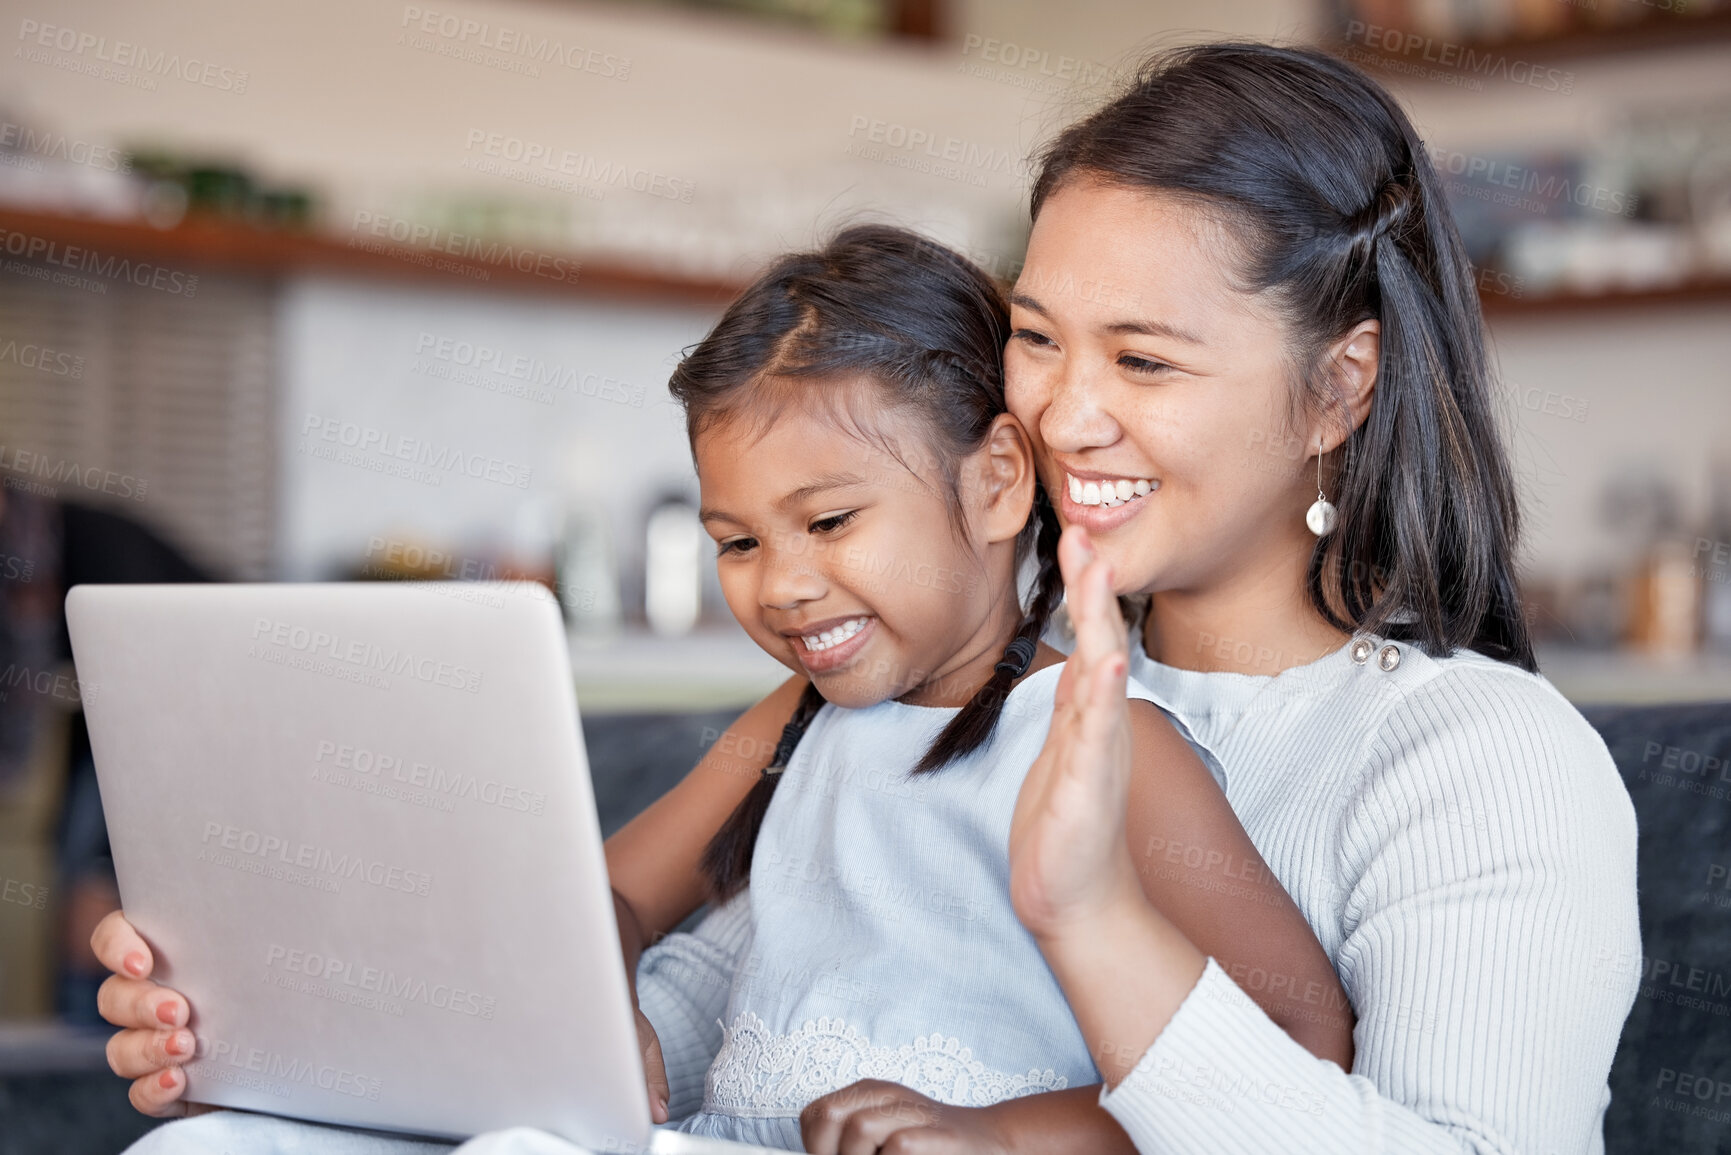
[{"xmin": 1100, "ymin": 634, "xmax": 1642, "ymax": 1154}]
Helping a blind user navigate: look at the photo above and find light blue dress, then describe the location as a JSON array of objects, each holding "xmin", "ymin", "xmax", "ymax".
[{"xmin": 674, "ymin": 662, "xmax": 1169, "ymax": 1149}]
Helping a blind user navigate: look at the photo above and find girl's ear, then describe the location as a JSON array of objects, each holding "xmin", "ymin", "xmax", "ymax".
[
  {"xmin": 973, "ymin": 413, "xmax": 1037, "ymax": 546},
  {"xmin": 1313, "ymin": 319, "xmax": 1380, "ymax": 453}
]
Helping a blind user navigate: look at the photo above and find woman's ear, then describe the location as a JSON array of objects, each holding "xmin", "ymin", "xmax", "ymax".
[
  {"xmin": 1314, "ymin": 319, "xmax": 1380, "ymax": 453},
  {"xmin": 972, "ymin": 413, "xmax": 1038, "ymax": 546}
]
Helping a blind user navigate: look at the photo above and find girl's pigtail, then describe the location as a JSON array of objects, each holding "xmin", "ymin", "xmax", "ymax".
[
  {"xmin": 913, "ymin": 485, "xmax": 1064, "ymax": 774},
  {"xmin": 700, "ymin": 681, "xmax": 827, "ymax": 902}
]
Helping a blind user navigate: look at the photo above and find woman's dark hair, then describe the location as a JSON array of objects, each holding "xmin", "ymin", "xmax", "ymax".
[
  {"xmin": 671, "ymin": 224, "xmax": 1064, "ymax": 901},
  {"xmin": 1033, "ymin": 43, "xmax": 1534, "ymax": 671}
]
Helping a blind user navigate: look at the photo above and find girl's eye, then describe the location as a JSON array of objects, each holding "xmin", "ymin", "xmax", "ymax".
[
  {"xmin": 1119, "ymin": 353, "xmax": 1172, "ymax": 377},
  {"xmin": 810, "ymin": 510, "xmax": 859, "ymax": 535},
  {"xmin": 716, "ymin": 536, "xmax": 757, "ymax": 557},
  {"xmin": 1011, "ymin": 328, "xmax": 1056, "ymax": 349}
]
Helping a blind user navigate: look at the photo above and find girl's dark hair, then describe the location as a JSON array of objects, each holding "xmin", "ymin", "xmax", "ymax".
[
  {"xmin": 1033, "ymin": 43, "xmax": 1534, "ymax": 671},
  {"xmin": 671, "ymin": 224, "xmax": 1063, "ymax": 901}
]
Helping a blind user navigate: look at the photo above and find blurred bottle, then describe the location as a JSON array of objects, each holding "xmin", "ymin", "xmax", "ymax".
[
  {"xmin": 559, "ymin": 508, "xmax": 623, "ymax": 638},
  {"xmin": 1703, "ymin": 452, "xmax": 1731, "ymax": 654},
  {"xmin": 1628, "ymin": 538, "xmax": 1701, "ymax": 658},
  {"xmin": 644, "ymin": 499, "xmax": 703, "ymax": 638},
  {"xmin": 1600, "ymin": 467, "xmax": 1696, "ymax": 656}
]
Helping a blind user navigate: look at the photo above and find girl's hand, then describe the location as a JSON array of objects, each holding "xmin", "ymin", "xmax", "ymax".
[
  {"xmin": 1008, "ymin": 526, "xmax": 1142, "ymax": 942},
  {"xmin": 800, "ymin": 1080, "xmax": 1009, "ymax": 1155},
  {"xmin": 90, "ymin": 909, "xmax": 210, "ymax": 1117}
]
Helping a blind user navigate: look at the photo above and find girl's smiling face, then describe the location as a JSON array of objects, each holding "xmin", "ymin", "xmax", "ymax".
[
  {"xmin": 693, "ymin": 381, "xmax": 1034, "ymax": 710},
  {"xmin": 1005, "ymin": 180, "xmax": 1327, "ymax": 600}
]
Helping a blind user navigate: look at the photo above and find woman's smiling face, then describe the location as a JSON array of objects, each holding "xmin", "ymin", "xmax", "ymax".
[{"xmin": 1005, "ymin": 180, "xmax": 1320, "ymax": 599}]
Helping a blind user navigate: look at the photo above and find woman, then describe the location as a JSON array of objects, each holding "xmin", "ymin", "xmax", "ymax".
[
  {"xmin": 802, "ymin": 42, "xmax": 1642, "ymax": 1154},
  {"xmin": 94, "ymin": 42, "xmax": 1640, "ymax": 1155}
]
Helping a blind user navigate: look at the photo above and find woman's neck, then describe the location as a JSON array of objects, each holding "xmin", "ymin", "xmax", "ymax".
[{"xmin": 1140, "ymin": 551, "xmax": 1350, "ymax": 676}]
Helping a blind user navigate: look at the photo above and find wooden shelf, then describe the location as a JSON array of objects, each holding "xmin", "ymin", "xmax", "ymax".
[
  {"xmin": 0, "ymin": 207, "xmax": 748, "ymax": 306},
  {"xmin": 1333, "ymin": 6, "xmax": 1731, "ymax": 69},
  {"xmin": 9, "ymin": 207, "xmax": 1726, "ymax": 318},
  {"xmin": 1480, "ymin": 275, "xmax": 1731, "ymax": 316}
]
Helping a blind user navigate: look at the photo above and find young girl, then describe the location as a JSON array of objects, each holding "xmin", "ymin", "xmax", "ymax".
[{"xmin": 627, "ymin": 224, "xmax": 1351, "ymax": 1150}]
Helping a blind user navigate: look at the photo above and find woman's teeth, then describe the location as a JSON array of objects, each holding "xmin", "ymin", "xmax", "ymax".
[
  {"xmin": 800, "ymin": 617, "xmax": 869, "ymax": 652},
  {"xmin": 1066, "ymin": 473, "xmax": 1158, "ymax": 508}
]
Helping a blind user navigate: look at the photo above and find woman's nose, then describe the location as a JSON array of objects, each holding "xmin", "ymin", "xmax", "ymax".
[{"xmin": 1041, "ymin": 361, "xmax": 1121, "ymax": 454}]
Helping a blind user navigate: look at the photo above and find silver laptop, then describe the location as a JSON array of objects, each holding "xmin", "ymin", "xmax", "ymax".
[{"xmin": 67, "ymin": 582, "xmax": 776, "ymax": 1154}]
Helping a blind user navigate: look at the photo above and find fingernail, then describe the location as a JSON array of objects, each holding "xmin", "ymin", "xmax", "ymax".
[
  {"xmin": 165, "ymin": 1031, "xmax": 188, "ymax": 1057},
  {"xmin": 155, "ymin": 1000, "xmax": 178, "ymax": 1026},
  {"xmin": 158, "ymin": 1069, "xmax": 178, "ymax": 1090},
  {"xmin": 124, "ymin": 952, "xmax": 146, "ymax": 976}
]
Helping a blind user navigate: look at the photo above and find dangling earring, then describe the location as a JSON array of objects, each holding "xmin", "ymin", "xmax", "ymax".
[{"xmin": 1305, "ymin": 443, "xmax": 1337, "ymax": 536}]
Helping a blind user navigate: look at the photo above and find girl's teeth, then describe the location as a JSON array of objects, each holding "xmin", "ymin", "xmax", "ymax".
[
  {"xmin": 801, "ymin": 617, "xmax": 868, "ymax": 652},
  {"xmin": 1065, "ymin": 472, "xmax": 1159, "ymax": 507}
]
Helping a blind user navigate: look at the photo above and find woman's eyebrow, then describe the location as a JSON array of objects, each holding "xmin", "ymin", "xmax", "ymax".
[
  {"xmin": 1102, "ymin": 318, "xmax": 1205, "ymax": 344},
  {"xmin": 1011, "ymin": 290, "xmax": 1204, "ymax": 345}
]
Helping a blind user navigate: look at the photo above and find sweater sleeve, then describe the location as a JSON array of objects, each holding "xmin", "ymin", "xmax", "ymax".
[
  {"xmin": 633, "ymin": 894, "xmax": 752, "ymax": 1121},
  {"xmin": 1098, "ymin": 666, "xmax": 1642, "ymax": 1154}
]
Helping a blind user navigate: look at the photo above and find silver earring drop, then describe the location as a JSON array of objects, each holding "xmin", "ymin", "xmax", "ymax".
[{"xmin": 1306, "ymin": 445, "xmax": 1337, "ymax": 537}]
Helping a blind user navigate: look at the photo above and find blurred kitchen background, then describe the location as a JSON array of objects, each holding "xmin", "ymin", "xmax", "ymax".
[{"xmin": 0, "ymin": 0, "xmax": 1728, "ymax": 1140}]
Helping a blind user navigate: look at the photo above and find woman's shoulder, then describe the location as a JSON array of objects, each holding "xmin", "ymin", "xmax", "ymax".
[
  {"xmin": 1360, "ymin": 644, "xmax": 1604, "ymax": 759},
  {"xmin": 1338, "ymin": 642, "xmax": 1635, "ymax": 845}
]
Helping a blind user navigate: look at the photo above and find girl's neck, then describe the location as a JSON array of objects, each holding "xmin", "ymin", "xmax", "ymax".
[
  {"xmin": 1140, "ymin": 548, "xmax": 1350, "ymax": 676},
  {"xmin": 896, "ymin": 592, "xmax": 1031, "ymax": 709}
]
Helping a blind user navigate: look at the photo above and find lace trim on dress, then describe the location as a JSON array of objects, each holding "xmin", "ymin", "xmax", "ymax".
[{"xmin": 702, "ymin": 1011, "xmax": 1069, "ymax": 1119}]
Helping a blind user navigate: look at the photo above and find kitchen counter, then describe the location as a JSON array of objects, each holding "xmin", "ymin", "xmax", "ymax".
[{"xmin": 567, "ymin": 625, "xmax": 788, "ymax": 712}]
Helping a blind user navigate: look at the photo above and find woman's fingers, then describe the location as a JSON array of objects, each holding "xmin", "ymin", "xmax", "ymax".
[
  {"xmin": 1055, "ymin": 528, "xmax": 1122, "ymax": 681},
  {"xmin": 97, "ymin": 974, "xmax": 187, "ymax": 1032},
  {"xmin": 92, "ymin": 911, "xmax": 200, "ymax": 1119},
  {"xmin": 127, "ymin": 1066, "xmax": 191, "ymax": 1117},
  {"xmin": 800, "ymin": 1080, "xmax": 940, "ymax": 1155},
  {"xmin": 1075, "ymin": 648, "xmax": 1130, "ymax": 771},
  {"xmin": 1052, "ymin": 525, "xmax": 1128, "ymax": 778},
  {"xmin": 1010, "ymin": 528, "xmax": 1139, "ymax": 941},
  {"xmin": 1051, "ymin": 526, "xmax": 1105, "ymax": 716},
  {"xmin": 106, "ymin": 1026, "xmax": 195, "ymax": 1079},
  {"xmin": 1066, "ymin": 535, "xmax": 1127, "ymax": 672},
  {"xmin": 1055, "ymin": 522, "xmax": 1096, "ymax": 588},
  {"xmin": 90, "ymin": 909, "xmax": 153, "ymax": 981},
  {"xmin": 635, "ymin": 1007, "xmax": 669, "ymax": 1124}
]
